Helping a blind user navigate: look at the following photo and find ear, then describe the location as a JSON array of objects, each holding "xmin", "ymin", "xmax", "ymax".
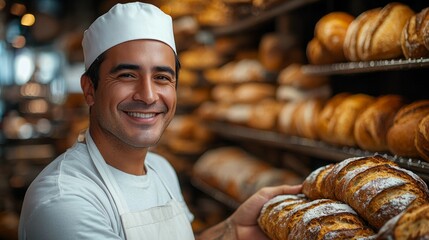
[{"xmin": 81, "ymin": 75, "xmax": 95, "ymax": 106}]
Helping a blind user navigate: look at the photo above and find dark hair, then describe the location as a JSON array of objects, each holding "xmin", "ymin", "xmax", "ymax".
[{"xmin": 83, "ymin": 52, "xmax": 181, "ymax": 90}]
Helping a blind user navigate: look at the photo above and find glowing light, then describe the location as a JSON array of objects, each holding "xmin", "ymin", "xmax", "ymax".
[{"xmin": 21, "ymin": 13, "xmax": 35, "ymax": 26}]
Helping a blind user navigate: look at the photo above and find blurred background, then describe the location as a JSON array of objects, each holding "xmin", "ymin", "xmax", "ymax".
[{"xmin": 1, "ymin": 0, "xmax": 429, "ymax": 239}]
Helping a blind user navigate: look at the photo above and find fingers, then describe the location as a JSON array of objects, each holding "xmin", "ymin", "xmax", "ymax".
[{"xmin": 258, "ymin": 184, "xmax": 302, "ymax": 202}]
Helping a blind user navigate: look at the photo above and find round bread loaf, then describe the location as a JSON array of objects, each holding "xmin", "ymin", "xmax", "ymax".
[
  {"xmin": 317, "ymin": 92, "xmax": 351, "ymax": 143},
  {"xmin": 401, "ymin": 7, "xmax": 429, "ymax": 59},
  {"xmin": 328, "ymin": 94, "xmax": 375, "ymax": 147},
  {"xmin": 344, "ymin": 8, "xmax": 381, "ymax": 61},
  {"xmin": 359, "ymin": 3, "xmax": 415, "ymax": 61},
  {"xmin": 293, "ymin": 98, "xmax": 324, "ymax": 140},
  {"xmin": 416, "ymin": 114, "xmax": 429, "ymax": 162},
  {"xmin": 277, "ymin": 63, "xmax": 329, "ymax": 89},
  {"xmin": 278, "ymin": 101, "xmax": 301, "ymax": 136},
  {"xmin": 354, "ymin": 95, "xmax": 405, "ymax": 152},
  {"xmin": 387, "ymin": 100, "xmax": 429, "ymax": 157},
  {"xmin": 315, "ymin": 12, "xmax": 354, "ymax": 60}
]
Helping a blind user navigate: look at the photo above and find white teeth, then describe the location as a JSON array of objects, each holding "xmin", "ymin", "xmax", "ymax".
[{"xmin": 127, "ymin": 112, "xmax": 155, "ymax": 119}]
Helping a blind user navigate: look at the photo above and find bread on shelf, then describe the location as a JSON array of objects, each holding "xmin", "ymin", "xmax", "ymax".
[
  {"xmin": 387, "ymin": 100, "xmax": 429, "ymax": 158},
  {"xmin": 307, "ymin": 12, "xmax": 354, "ymax": 65},
  {"xmin": 416, "ymin": 114, "xmax": 429, "ymax": 162},
  {"xmin": 302, "ymin": 155, "xmax": 429, "ymax": 230},
  {"xmin": 277, "ymin": 64, "xmax": 329, "ymax": 89},
  {"xmin": 354, "ymin": 95, "xmax": 405, "ymax": 152},
  {"xmin": 401, "ymin": 7, "xmax": 429, "ymax": 59}
]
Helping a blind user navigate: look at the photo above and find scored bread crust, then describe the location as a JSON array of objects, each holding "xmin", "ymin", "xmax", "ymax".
[{"xmin": 302, "ymin": 155, "xmax": 429, "ymax": 230}]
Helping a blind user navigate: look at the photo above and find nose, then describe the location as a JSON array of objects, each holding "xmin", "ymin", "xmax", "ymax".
[{"xmin": 132, "ymin": 76, "xmax": 157, "ymax": 104}]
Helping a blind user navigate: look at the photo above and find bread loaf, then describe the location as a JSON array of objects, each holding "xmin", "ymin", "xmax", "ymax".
[
  {"xmin": 302, "ymin": 155, "xmax": 429, "ymax": 230},
  {"xmin": 354, "ymin": 95, "xmax": 405, "ymax": 152},
  {"xmin": 376, "ymin": 203, "xmax": 429, "ymax": 239},
  {"xmin": 416, "ymin": 114, "xmax": 429, "ymax": 162},
  {"xmin": 293, "ymin": 98, "xmax": 324, "ymax": 140},
  {"xmin": 401, "ymin": 7, "xmax": 429, "ymax": 59},
  {"xmin": 344, "ymin": 8, "xmax": 381, "ymax": 61},
  {"xmin": 360, "ymin": 3, "xmax": 414, "ymax": 61},
  {"xmin": 277, "ymin": 64, "xmax": 329, "ymax": 89},
  {"xmin": 247, "ymin": 99, "xmax": 282, "ymax": 130},
  {"xmin": 325, "ymin": 94, "xmax": 375, "ymax": 147},
  {"xmin": 387, "ymin": 100, "xmax": 429, "ymax": 158},
  {"xmin": 194, "ymin": 147, "xmax": 302, "ymax": 201},
  {"xmin": 317, "ymin": 93, "xmax": 351, "ymax": 143},
  {"xmin": 315, "ymin": 12, "xmax": 354, "ymax": 60},
  {"xmin": 258, "ymin": 195, "xmax": 375, "ymax": 240}
]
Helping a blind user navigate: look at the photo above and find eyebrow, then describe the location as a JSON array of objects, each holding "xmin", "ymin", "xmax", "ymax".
[{"xmin": 109, "ymin": 64, "xmax": 175, "ymax": 77}]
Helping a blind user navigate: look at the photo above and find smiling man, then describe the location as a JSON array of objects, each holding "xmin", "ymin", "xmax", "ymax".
[{"xmin": 18, "ymin": 2, "xmax": 301, "ymax": 240}]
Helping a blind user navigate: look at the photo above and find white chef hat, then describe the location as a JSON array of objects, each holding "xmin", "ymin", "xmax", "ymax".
[{"xmin": 82, "ymin": 2, "xmax": 176, "ymax": 70}]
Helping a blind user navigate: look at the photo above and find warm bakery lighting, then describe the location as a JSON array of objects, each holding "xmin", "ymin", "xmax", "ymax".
[
  {"xmin": 20, "ymin": 82, "xmax": 43, "ymax": 97},
  {"xmin": 12, "ymin": 35, "xmax": 26, "ymax": 48},
  {"xmin": 27, "ymin": 99, "xmax": 49, "ymax": 114},
  {"xmin": 10, "ymin": 3, "xmax": 26, "ymax": 16},
  {"xmin": 0, "ymin": 0, "xmax": 6, "ymax": 11},
  {"xmin": 21, "ymin": 13, "xmax": 35, "ymax": 26}
]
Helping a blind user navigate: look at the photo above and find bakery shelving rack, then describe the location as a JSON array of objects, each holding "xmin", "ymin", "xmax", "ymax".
[
  {"xmin": 301, "ymin": 58, "xmax": 429, "ymax": 75},
  {"xmin": 203, "ymin": 121, "xmax": 429, "ymax": 182},
  {"xmin": 209, "ymin": 0, "xmax": 321, "ymax": 36}
]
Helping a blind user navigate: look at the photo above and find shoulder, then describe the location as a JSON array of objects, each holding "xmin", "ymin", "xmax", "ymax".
[{"xmin": 19, "ymin": 194, "xmax": 122, "ymax": 239}]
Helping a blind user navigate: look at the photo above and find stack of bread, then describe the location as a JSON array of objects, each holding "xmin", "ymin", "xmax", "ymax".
[
  {"xmin": 258, "ymin": 155, "xmax": 429, "ymax": 239},
  {"xmin": 193, "ymin": 147, "xmax": 303, "ymax": 202},
  {"xmin": 307, "ymin": 2, "xmax": 429, "ymax": 64},
  {"xmin": 276, "ymin": 64, "xmax": 331, "ymax": 140}
]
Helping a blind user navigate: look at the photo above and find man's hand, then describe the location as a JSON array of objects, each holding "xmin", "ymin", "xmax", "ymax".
[{"xmin": 196, "ymin": 184, "xmax": 302, "ymax": 240}]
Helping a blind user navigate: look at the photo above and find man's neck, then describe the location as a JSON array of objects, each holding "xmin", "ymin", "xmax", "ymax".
[{"xmin": 89, "ymin": 129, "xmax": 149, "ymax": 175}]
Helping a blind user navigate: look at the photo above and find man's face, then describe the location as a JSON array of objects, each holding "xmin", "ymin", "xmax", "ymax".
[{"xmin": 87, "ymin": 39, "xmax": 177, "ymax": 149}]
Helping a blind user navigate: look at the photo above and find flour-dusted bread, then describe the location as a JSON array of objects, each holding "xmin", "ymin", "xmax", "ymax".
[
  {"xmin": 302, "ymin": 155, "xmax": 429, "ymax": 230},
  {"xmin": 258, "ymin": 196, "xmax": 375, "ymax": 240}
]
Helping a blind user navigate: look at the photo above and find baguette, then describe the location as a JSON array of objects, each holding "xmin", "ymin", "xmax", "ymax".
[{"xmin": 302, "ymin": 155, "xmax": 429, "ymax": 230}]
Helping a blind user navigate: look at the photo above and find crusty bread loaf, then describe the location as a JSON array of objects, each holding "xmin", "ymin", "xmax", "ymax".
[
  {"xmin": 277, "ymin": 64, "xmax": 329, "ymax": 89},
  {"xmin": 258, "ymin": 196, "xmax": 375, "ymax": 240},
  {"xmin": 278, "ymin": 101, "xmax": 301, "ymax": 136},
  {"xmin": 387, "ymin": 100, "xmax": 429, "ymax": 158},
  {"xmin": 194, "ymin": 147, "xmax": 303, "ymax": 202},
  {"xmin": 376, "ymin": 203, "xmax": 429, "ymax": 239},
  {"xmin": 293, "ymin": 98, "xmax": 324, "ymax": 140},
  {"xmin": 416, "ymin": 114, "xmax": 429, "ymax": 162},
  {"xmin": 306, "ymin": 37, "xmax": 341, "ymax": 65},
  {"xmin": 401, "ymin": 7, "xmax": 429, "ymax": 59},
  {"xmin": 317, "ymin": 93, "xmax": 351, "ymax": 143},
  {"xmin": 276, "ymin": 85, "xmax": 331, "ymax": 102},
  {"xmin": 344, "ymin": 8, "xmax": 381, "ymax": 61},
  {"xmin": 315, "ymin": 12, "xmax": 354, "ymax": 60},
  {"xmin": 354, "ymin": 95, "xmax": 405, "ymax": 152},
  {"xmin": 360, "ymin": 2, "xmax": 414, "ymax": 61},
  {"xmin": 302, "ymin": 155, "xmax": 429, "ymax": 230},
  {"xmin": 325, "ymin": 94, "xmax": 375, "ymax": 147},
  {"xmin": 247, "ymin": 99, "xmax": 282, "ymax": 130}
]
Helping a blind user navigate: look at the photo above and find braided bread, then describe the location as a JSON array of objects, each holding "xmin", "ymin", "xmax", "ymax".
[
  {"xmin": 302, "ymin": 155, "xmax": 429, "ymax": 230},
  {"xmin": 258, "ymin": 195, "xmax": 375, "ymax": 240}
]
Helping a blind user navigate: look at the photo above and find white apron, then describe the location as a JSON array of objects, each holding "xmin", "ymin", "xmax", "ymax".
[{"xmin": 83, "ymin": 131, "xmax": 195, "ymax": 240}]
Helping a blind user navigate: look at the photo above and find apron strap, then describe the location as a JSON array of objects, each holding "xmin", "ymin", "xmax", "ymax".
[{"xmin": 85, "ymin": 130, "xmax": 130, "ymax": 214}]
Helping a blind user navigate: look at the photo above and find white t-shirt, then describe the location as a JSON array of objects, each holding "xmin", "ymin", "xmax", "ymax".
[{"xmin": 18, "ymin": 141, "xmax": 194, "ymax": 240}]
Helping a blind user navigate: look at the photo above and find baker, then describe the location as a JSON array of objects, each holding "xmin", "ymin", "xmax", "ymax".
[{"xmin": 18, "ymin": 2, "xmax": 301, "ymax": 239}]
